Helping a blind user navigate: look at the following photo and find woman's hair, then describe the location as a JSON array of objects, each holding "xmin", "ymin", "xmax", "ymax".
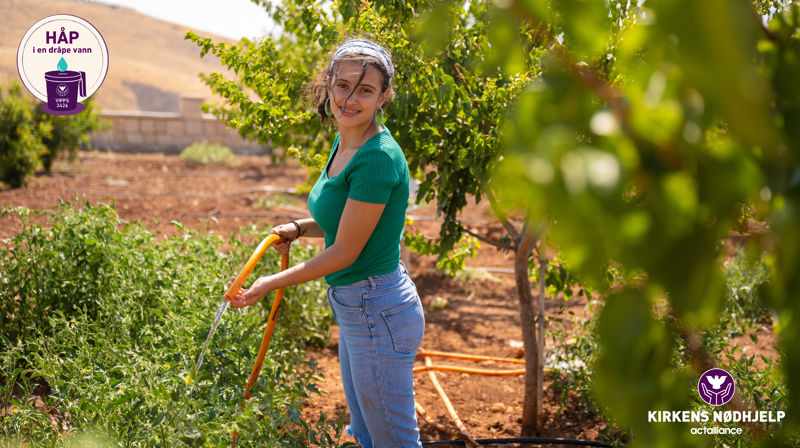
[{"xmin": 308, "ymin": 37, "xmax": 396, "ymax": 123}]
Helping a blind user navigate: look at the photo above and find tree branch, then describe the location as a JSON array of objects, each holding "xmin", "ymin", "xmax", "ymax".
[
  {"xmin": 483, "ymin": 181, "xmax": 521, "ymax": 243},
  {"xmin": 519, "ymin": 219, "xmax": 539, "ymax": 258},
  {"xmin": 462, "ymin": 226, "xmax": 515, "ymax": 251},
  {"xmin": 452, "ymin": 63, "xmax": 473, "ymax": 96},
  {"xmin": 510, "ymin": 0, "xmax": 629, "ymax": 122},
  {"xmin": 753, "ymin": 5, "xmax": 780, "ymax": 43}
]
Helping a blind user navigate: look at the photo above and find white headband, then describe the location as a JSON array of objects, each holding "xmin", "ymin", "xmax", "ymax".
[{"xmin": 330, "ymin": 39, "xmax": 394, "ymax": 82}]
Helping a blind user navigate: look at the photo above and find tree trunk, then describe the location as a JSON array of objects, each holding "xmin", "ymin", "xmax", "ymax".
[
  {"xmin": 516, "ymin": 229, "xmax": 540, "ymax": 436},
  {"xmin": 536, "ymin": 230, "xmax": 547, "ymax": 429}
]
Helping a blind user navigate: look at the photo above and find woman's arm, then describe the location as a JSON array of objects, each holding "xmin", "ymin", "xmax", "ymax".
[
  {"xmin": 229, "ymin": 199, "xmax": 385, "ymax": 307},
  {"xmin": 295, "ymin": 218, "xmax": 324, "ymax": 238}
]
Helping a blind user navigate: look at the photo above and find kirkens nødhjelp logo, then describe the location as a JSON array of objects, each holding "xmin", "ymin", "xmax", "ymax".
[
  {"xmin": 17, "ymin": 15, "xmax": 109, "ymax": 115},
  {"xmin": 697, "ymin": 367, "xmax": 736, "ymax": 406},
  {"xmin": 647, "ymin": 366, "xmax": 785, "ymax": 436}
]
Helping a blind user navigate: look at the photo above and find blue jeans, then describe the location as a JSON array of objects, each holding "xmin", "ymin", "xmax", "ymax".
[{"xmin": 326, "ymin": 262, "xmax": 425, "ymax": 448}]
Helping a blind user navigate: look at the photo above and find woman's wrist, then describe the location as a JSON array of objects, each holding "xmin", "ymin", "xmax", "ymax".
[{"xmin": 290, "ymin": 221, "xmax": 302, "ymax": 240}]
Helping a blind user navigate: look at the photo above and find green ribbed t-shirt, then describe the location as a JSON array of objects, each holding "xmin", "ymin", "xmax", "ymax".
[{"xmin": 307, "ymin": 126, "xmax": 410, "ymax": 286}]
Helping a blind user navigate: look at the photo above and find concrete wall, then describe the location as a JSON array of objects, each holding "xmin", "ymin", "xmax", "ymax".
[{"xmin": 90, "ymin": 95, "xmax": 267, "ymax": 154}]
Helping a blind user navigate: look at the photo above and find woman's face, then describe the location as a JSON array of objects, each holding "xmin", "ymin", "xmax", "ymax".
[{"xmin": 328, "ymin": 61, "xmax": 388, "ymax": 130}]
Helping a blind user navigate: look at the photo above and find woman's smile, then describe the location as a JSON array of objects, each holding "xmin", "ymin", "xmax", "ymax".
[{"xmin": 341, "ymin": 107, "xmax": 360, "ymax": 117}]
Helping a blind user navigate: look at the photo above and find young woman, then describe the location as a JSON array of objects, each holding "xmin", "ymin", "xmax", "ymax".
[{"xmin": 228, "ymin": 38, "xmax": 425, "ymax": 448}]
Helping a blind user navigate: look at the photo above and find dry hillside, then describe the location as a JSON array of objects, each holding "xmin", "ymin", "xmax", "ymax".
[{"xmin": 0, "ymin": 0, "xmax": 244, "ymax": 112}]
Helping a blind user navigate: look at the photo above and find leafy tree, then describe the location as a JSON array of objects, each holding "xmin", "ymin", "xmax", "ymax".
[{"xmin": 187, "ymin": 0, "xmax": 555, "ymax": 435}]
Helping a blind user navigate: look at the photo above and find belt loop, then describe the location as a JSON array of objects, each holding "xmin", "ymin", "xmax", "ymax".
[{"xmin": 368, "ymin": 275, "xmax": 376, "ymax": 290}]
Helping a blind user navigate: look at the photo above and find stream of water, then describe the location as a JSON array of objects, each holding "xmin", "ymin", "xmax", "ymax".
[{"xmin": 190, "ymin": 299, "xmax": 230, "ymax": 382}]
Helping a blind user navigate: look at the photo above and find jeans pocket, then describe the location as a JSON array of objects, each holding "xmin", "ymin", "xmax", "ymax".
[
  {"xmin": 380, "ymin": 298, "xmax": 424, "ymax": 354},
  {"xmin": 330, "ymin": 286, "xmax": 364, "ymax": 311}
]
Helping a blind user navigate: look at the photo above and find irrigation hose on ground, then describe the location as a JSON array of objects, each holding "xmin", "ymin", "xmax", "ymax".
[
  {"xmin": 414, "ymin": 348, "xmax": 535, "ymax": 376},
  {"xmin": 222, "ymin": 234, "xmax": 289, "ymax": 446},
  {"xmin": 425, "ymin": 357, "xmax": 482, "ymax": 448}
]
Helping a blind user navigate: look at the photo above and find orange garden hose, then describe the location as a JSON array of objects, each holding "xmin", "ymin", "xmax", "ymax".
[
  {"xmin": 424, "ymin": 357, "xmax": 482, "ymax": 448},
  {"xmin": 223, "ymin": 234, "xmax": 289, "ymax": 446},
  {"xmin": 417, "ymin": 349, "xmax": 525, "ymax": 364},
  {"xmin": 413, "ymin": 349, "xmax": 535, "ymax": 442},
  {"xmin": 414, "ymin": 365, "xmax": 526, "ymax": 376},
  {"xmin": 415, "ymin": 401, "xmax": 460, "ymax": 439},
  {"xmin": 414, "ymin": 348, "xmax": 532, "ymax": 376}
]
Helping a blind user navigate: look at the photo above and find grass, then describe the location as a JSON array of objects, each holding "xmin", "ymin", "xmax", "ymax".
[{"xmin": 180, "ymin": 142, "xmax": 240, "ymax": 166}]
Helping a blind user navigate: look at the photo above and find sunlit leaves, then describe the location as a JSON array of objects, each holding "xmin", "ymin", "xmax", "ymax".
[
  {"xmin": 650, "ymin": 0, "xmax": 780, "ymax": 152},
  {"xmin": 483, "ymin": 5, "xmax": 529, "ymax": 75},
  {"xmin": 553, "ymin": 0, "xmax": 611, "ymax": 59},
  {"xmin": 411, "ymin": 0, "xmax": 455, "ymax": 55}
]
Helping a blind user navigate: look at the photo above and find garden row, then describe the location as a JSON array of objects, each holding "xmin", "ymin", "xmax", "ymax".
[{"xmin": 0, "ymin": 202, "xmax": 347, "ymax": 447}]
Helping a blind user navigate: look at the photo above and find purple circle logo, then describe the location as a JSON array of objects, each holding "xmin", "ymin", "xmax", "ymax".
[
  {"xmin": 698, "ymin": 368, "xmax": 736, "ymax": 406},
  {"xmin": 56, "ymin": 84, "xmax": 69, "ymax": 97}
]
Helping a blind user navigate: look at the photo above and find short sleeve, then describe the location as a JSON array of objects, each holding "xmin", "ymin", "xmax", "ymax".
[{"xmin": 346, "ymin": 150, "xmax": 399, "ymax": 204}]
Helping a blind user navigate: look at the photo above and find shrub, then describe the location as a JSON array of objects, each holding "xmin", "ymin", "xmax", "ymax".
[
  {"xmin": 723, "ymin": 249, "xmax": 771, "ymax": 326},
  {"xmin": 0, "ymin": 202, "xmax": 342, "ymax": 446},
  {"xmin": 0, "ymin": 81, "xmax": 106, "ymax": 189},
  {"xmin": 180, "ymin": 141, "xmax": 238, "ymax": 165},
  {"xmin": 0, "ymin": 82, "xmax": 48, "ymax": 188},
  {"xmin": 33, "ymin": 96, "xmax": 106, "ymax": 172}
]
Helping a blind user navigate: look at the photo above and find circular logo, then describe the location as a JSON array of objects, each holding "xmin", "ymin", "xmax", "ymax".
[
  {"xmin": 698, "ymin": 368, "xmax": 736, "ymax": 406},
  {"xmin": 16, "ymin": 15, "xmax": 109, "ymax": 115}
]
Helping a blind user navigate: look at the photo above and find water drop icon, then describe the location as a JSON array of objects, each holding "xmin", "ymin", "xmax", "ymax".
[{"xmin": 57, "ymin": 57, "xmax": 68, "ymax": 72}]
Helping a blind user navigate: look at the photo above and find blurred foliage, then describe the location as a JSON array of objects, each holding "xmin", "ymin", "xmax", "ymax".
[
  {"xmin": 492, "ymin": 0, "xmax": 800, "ymax": 445},
  {"xmin": 546, "ymin": 255, "xmax": 793, "ymax": 447},
  {"xmin": 0, "ymin": 202, "xmax": 341, "ymax": 446},
  {"xmin": 0, "ymin": 81, "xmax": 105, "ymax": 188}
]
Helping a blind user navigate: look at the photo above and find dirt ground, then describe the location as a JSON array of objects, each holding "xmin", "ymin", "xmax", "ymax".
[{"xmin": 0, "ymin": 151, "xmax": 779, "ymax": 447}]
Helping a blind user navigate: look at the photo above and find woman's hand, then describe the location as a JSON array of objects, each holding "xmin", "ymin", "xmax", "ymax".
[
  {"xmin": 270, "ymin": 222, "xmax": 301, "ymax": 255},
  {"xmin": 226, "ymin": 276, "xmax": 276, "ymax": 308}
]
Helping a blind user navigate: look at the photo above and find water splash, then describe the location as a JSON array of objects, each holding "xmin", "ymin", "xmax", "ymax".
[
  {"xmin": 57, "ymin": 57, "xmax": 68, "ymax": 72},
  {"xmin": 190, "ymin": 299, "xmax": 231, "ymax": 382}
]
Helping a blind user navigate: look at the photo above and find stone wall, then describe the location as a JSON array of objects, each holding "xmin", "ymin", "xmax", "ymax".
[{"xmin": 90, "ymin": 95, "xmax": 266, "ymax": 154}]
